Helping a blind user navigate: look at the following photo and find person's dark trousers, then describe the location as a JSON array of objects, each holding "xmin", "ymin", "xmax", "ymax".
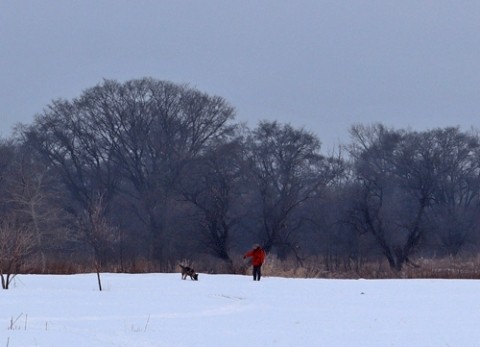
[{"xmin": 253, "ymin": 265, "xmax": 262, "ymax": 281}]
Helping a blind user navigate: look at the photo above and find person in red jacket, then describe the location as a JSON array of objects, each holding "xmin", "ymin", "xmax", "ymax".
[{"xmin": 243, "ymin": 244, "xmax": 266, "ymax": 281}]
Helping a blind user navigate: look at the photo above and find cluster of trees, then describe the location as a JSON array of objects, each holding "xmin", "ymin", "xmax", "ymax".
[{"xmin": 1, "ymin": 78, "xmax": 480, "ymax": 286}]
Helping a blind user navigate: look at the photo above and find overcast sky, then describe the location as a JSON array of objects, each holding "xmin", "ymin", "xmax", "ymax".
[{"xmin": 1, "ymin": 1, "xmax": 480, "ymax": 150}]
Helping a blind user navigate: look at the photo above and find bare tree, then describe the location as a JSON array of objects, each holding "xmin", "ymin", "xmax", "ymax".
[
  {"xmin": 244, "ymin": 121, "xmax": 336, "ymax": 260},
  {"xmin": 179, "ymin": 139, "xmax": 244, "ymax": 270},
  {"xmin": 24, "ymin": 83, "xmax": 125, "ymax": 269},
  {"xmin": 348, "ymin": 124, "xmax": 444, "ymax": 271},
  {"xmin": 24, "ymin": 78, "xmax": 237, "ymax": 267},
  {"xmin": 0, "ymin": 216, "xmax": 35, "ymax": 289},
  {"xmin": 78, "ymin": 193, "xmax": 118, "ymax": 291},
  {"xmin": 72, "ymin": 78, "xmax": 236, "ymax": 264},
  {"xmin": 4, "ymin": 140, "xmax": 61, "ymax": 272},
  {"xmin": 0, "ymin": 141, "xmax": 37, "ymax": 288}
]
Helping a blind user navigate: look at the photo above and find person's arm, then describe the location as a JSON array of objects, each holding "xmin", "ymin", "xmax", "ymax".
[{"xmin": 243, "ymin": 250, "xmax": 253, "ymax": 259}]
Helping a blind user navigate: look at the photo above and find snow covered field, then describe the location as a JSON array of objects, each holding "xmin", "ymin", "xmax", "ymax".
[{"xmin": 2, "ymin": 273, "xmax": 480, "ymax": 347}]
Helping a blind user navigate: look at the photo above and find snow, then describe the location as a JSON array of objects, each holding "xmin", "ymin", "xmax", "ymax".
[{"xmin": 3, "ymin": 273, "xmax": 480, "ymax": 346}]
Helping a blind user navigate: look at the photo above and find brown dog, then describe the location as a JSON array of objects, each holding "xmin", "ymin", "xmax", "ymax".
[{"xmin": 179, "ymin": 264, "xmax": 199, "ymax": 280}]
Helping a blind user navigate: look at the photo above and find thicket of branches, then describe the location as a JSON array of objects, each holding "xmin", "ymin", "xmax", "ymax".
[{"xmin": 2, "ymin": 78, "xmax": 480, "ymax": 277}]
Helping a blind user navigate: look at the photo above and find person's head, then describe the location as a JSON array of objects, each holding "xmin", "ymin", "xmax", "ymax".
[{"xmin": 253, "ymin": 243, "xmax": 260, "ymax": 249}]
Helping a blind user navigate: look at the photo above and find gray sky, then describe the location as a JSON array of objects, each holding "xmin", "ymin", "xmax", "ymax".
[{"xmin": 1, "ymin": 1, "xmax": 480, "ymax": 150}]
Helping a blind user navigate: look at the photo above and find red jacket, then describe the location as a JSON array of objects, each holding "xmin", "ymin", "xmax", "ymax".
[{"xmin": 244, "ymin": 247, "xmax": 266, "ymax": 266}]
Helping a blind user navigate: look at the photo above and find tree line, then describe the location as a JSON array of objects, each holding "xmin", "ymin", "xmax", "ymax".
[{"xmin": 1, "ymin": 78, "xmax": 480, "ymax": 284}]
